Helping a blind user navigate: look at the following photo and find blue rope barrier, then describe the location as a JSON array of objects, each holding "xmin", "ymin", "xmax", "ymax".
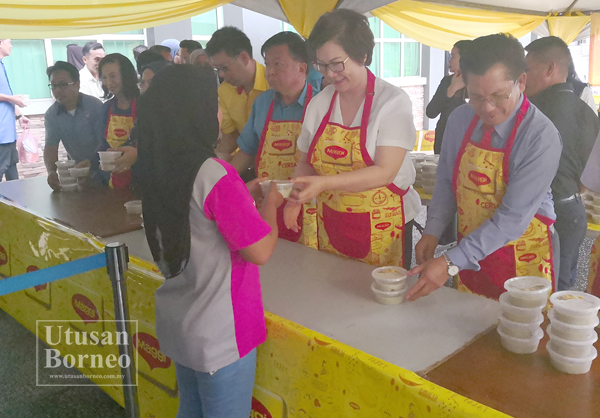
[{"xmin": 0, "ymin": 253, "xmax": 107, "ymax": 297}]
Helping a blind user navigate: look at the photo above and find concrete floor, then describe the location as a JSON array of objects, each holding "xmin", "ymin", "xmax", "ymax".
[{"xmin": 0, "ymin": 207, "xmax": 596, "ymax": 416}]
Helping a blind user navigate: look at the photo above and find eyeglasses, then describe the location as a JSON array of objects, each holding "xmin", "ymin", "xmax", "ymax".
[
  {"xmin": 313, "ymin": 57, "xmax": 350, "ymax": 74},
  {"xmin": 48, "ymin": 82, "xmax": 76, "ymax": 90},
  {"xmin": 212, "ymin": 55, "xmax": 238, "ymax": 73},
  {"xmin": 469, "ymin": 80, "xmax": 519, "ymax": 108}
]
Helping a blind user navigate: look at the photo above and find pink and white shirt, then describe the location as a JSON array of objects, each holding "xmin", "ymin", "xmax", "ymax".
[{"xmin": 154, "ymin": 158, "xmax": 271, "ymax": 372}]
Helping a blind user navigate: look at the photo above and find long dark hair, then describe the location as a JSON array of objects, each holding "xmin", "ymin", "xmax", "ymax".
[
  {"xmin": 137, "ymin": 64, "xmax": 219, "ymax": 278},
  {"xmin": 98, "ymin": 53, "xmax": 140, "ymax": 101}
]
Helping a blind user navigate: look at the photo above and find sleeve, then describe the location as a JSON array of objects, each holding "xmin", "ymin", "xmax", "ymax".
[
  {"xmin": 218, "ymin": 88, "xmax": 237, "ymax": 135},
  {"xmin": 237, "ymin": 101, "xmax": 261, "ymax": 156},
  {"xmin": 96, "ymin": 102, "xmax": 110, "ymax": 152},
  {"xmin": 425, "ymin": 77, "xmax": 451, "ymax": 119},
  {"xmin": 44, "ymin": 111, "xmax": 61, "ymax": 147},
  {"xmin": 204, "ymin": 165, "xmax": 271, "ymax": 251},
  {"xmin": 375, "ymin": 88, "xmax": 416, "ymax": 150},
  {"xmin": 582, "ymin": 130, "xmax": 600, "ymax": 192},
  {"xmin": 581, "ymin": 87, "xmax": 598, "ymax": 113},
  {"xmin": 446, "ymin": 123, "xmax": 562, "ymax": 271}
]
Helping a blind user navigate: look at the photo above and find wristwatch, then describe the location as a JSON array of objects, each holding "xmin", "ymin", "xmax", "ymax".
[
  {"xmin": 15, "ymin": 114, "xmax": 22, "ymax": 120},
  {"xmin": 442, "ymin": 253, "xmax": 459, "ymax": 277}
]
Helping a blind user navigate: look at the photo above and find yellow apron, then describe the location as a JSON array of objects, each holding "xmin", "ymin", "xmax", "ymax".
[
  {"xmin": 453, "ymin": 98, "xmax": 555, "ymax": 299},
  {"xmin": 587, "ymin": 236, "xmax": 600, "ymax": 297},
  {"xmin": 104, "ymin": 99, "xmax": 136, "ymax": 189},
  {"xmin": 308, "ymin": 70, "xmax": 408, "ymax": 267},
  {"xmin": 255, "ymin": 86, "xmax": 317, "ymax": 248}
]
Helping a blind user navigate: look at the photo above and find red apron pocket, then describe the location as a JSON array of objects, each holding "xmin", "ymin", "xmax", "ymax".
[
  {"xmin": 277, "ymin": 204, "xmax": 301, "ymax": 242},
  {"xmin": 323, "ymin": 203, "xmax": 371, "ymax": 259},
  {"xmin": 459, "ymin": 245, "xmax": 516, "ymax": 300}
]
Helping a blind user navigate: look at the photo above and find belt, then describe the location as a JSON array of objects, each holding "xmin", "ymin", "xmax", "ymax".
[{"xmin": 556, "ymin": 193, "xmax": 580, "ymax": 203}]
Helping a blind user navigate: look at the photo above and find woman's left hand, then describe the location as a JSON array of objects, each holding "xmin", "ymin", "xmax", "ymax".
[
  {"xmin": 111, "ymin": 146, "xmax": 138, "ymax": 173},
  {"xmin": 290, "ymin": 175, "xmax": 331, "ymax": 204}
]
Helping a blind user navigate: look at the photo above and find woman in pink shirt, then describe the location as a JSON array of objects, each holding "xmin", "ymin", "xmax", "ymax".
[{"xmin": 137, "ymin": 64, "xmax": 282, "ymax": 418}]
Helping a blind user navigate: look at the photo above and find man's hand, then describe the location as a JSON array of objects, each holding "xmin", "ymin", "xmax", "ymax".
[
  {"xmin": 406, "ymin": 256, "xmax": 450, "ymax": 301},
  {"xmin": 110, "ymin": 147, "xmax": 137, "ymax": 173},
  {"xmin": 47, "ymin": 172, "xmax": 61, "ymax": 191},
  {"xmin": 18, "ymin": 115, "xmax": 30, "ymax": 129},
  {"xmin": 414, "ymin": 234, "xmax": 439, "ymax": 265},
  {"xmin": 11, "ymin": 95, "xmax": 26, "ymax": 108}
]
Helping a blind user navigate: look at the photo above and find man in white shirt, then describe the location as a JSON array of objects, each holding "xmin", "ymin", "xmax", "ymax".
[{"xmin": 78, "ymin": 41, "xmax": 105, "ymax": 101}]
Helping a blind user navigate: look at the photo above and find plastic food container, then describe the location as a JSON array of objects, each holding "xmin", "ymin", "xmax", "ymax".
[
  {"xmin": 423, "ymin": 185, "xmax": 435, "ymax": 195},
  {"xmin": 124, "ymin": 200, "xmax": 142, "ymax": 215},
  {"xmin": 372, "ymin": 266, "xmax": 408, "ymax": 283},
  {"xmin": 56, "ymin": 160, "xmax": 76, "ymax": 169},
  {"xmin": 547, "ymin": 325, "xmax": 598, "ymax": 358},
  {"xmin": 593, "ymin": 194, "xmax": 600, "ymax": 205},
  {"xmin": 61, "ymin": 183, "xmax": 78, "ymax": 192},
  {"xmin": 499, "ymin": 292, "xmax": 545, "ymax": 322},
  {"xmin": 550, "ymin": 291, "xmax": 600, "ymax": 325},
  {"xmin": 371, "ymin": 282, "xmax": 406, "ymax": 305},
  {"xmin": 593, "ymin": 204, "xmax": 600, "ymax": 215},
  {"xmin": 59, "ymin": 176, "xmax": 77, "ymax": 185},
  {"xmin": 498, "ymin": 314, "xmax": 543, "ymax": 339},
  {"xmin": 504, "ymin": 276, "xmax": 551, "ymax": 308},
  {"xmin": 593, "ymin": 213, "xmax": 600, "ymax": 224},
  {"xmin": 68, "ymin": 166, "xmax": 90, "ymax": 178},
  {"xmin": 272, "ymin": 180, "xmax": 294, "ymax": 199},
  {"xmin": 98, "ymin": 150, "xmax": 122, "ymax": 162},
  {"xmin": 100, "ymin": 161, "xmax": 117, "ymax": 172},
  {"xmin": 259, "ymin": 179, "xmax": 272, "ymax": 197},
  {"xmin": 421, "ymin": 162, "xmax": 437, "ymax": 172},
  {"xmin": 548, "ymin": 309, "xmax": 599, "ymax": 341},
  {"xmin": 547, "ymin": 343, "xmax": 597, "ymax": 374},
  {"xmin": 497, "ymin": 326, "xmax": 543, "ymax": 354}
]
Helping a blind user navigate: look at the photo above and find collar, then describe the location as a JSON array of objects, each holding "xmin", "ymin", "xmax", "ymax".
[
  {"xmin": 56, "ymin": 93, "xmax": 84, "ymax": 115},
  {"xmin": 476, "ymin": 94, "xmax": 524, "ymax": 141},
  {"xmin": 273, "ymin": 81, "xmax": 309, "ymax": 107},
  {"xmin": 531, "ymin": 82, "xmax": 574, "ymax": 105},
  {"xmin": 235, "ymin": 62, "xmax": 269, "ymax": 95}
]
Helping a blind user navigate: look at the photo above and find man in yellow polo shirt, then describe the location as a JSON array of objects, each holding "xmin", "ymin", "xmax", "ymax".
[{"xmin": 206, "ymin": 27, "xmax": 269, "ymax": 160}]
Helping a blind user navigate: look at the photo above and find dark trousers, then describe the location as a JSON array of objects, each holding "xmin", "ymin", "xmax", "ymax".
[
  {"xmin": 554, "ymin": 196, "xmax": 587, "ymax": 291},
  {"xmin": 0, "ymin": 141, "xmax": 18, "ymax": 182}
]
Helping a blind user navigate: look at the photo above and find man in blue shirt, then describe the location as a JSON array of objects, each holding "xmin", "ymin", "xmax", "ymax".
[
  {"xmin": 0, "ymin": 39, "xmax": 30, "ymax": 181},
  {"xmin": 407, "ymin": 34, "xmax": 562, "ymax": 301},
  {"xmin": 230, "ymin": 32, "xmax": 319, "ymax": 178}
]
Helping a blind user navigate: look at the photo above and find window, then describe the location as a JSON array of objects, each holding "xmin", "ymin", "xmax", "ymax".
[
  {"xmin": 192, "ymin": 7, "xmax": 224, "ymax": 47},
  {"xmin": 281, "ymin": 22, "xmax": 299, "ymax": 35},
  {"xmin": 3, "ymin": 40, "xmax": 48, "ymax": 99},
  {"xmin": 368, "ymin": 17, "xmax": 421, "ymax": 79}
]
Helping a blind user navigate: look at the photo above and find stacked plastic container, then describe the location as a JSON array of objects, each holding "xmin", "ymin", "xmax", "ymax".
[
  {"xmin": 497, "ymin": 276, "xmax": 551, "ymax": 354},
  {"xmin": 546, "ymin": 291, "xmax": 600, "ymax": 374},
  {"xmin": 371, "ymin": 266, "xmax": 408, "ymax": 305},
  {"xmin": 410, "ymin": 153, "xmax": 439, "ymax": 194},
  {"xmin": 583, "ymin": 191, "xmax": 600, "ymax": 225},
  {"xmin": 55, "ymin": 160, "xmax": 78, "ymax": 192}
]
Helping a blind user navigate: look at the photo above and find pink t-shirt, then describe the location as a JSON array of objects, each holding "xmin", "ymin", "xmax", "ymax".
[{"xmin": 154, "ymin": 158, "xmax": 271, "ymax": 372}]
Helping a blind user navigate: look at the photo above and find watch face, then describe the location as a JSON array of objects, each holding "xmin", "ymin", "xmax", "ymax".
[{"xmin": 448, "ymin": 265, "xmax": 459, "ymax": 276}]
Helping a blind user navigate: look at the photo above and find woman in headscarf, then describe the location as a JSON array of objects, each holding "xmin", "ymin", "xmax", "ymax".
[
  {"xmin": 161, "ymin": 38, "xmax": 181, "ymax": 61},
  {"xmin": 137, "ymin": 64, "xmax": 283, "ymax": 418}
]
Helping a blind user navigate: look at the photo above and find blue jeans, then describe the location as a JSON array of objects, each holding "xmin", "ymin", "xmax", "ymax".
[
  {"xmin": 554, "ymin": 196, "xmax": 587, "ymax": 290},
  {"xmin": 0, "ymin": 141, "xmax": 18, "ymax": 182},
  {"xmin": 175, "ymin": 349, "xmax": 257, "ymax": 418}
]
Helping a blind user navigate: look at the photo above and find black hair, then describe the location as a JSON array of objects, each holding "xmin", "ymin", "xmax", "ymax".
[
  {"xmin": 98, "ymin": 53, "xmax": 140, "ymax": 100},
  {"xmin": 148, "ymin": 45, "xmax": 171, "ymax": 56},
  {"xmin": 82, "ymin": 41, "xmax": 104, "ymax": 56},
  {"xmin": 46, "ymin": 61, "xmax": 79, "ymax": 82},
  {"xmin": 459, "ymin": 33, "xmax": 526, "ymax": 83},
  {"xmin": 141, "ymin": 60, "xmax": 171, "ymax": 78},
  {"xmin": 136, "ymin": 50, "xmax": 166, "ymax": 74},
  {"xmin": 180, "ymin": 40, "xmax": 203, "ymax": 52},
  {"xmin": 453, "ymin": 40, "xmax": 472, "ymax": 56},
  {"xmin": 261, "ymin": 32, "xmax": 310, "ymax": 74},
  {"xmin": 525, "ymin": 36, "xmax": 572, "ymax": 76},
  {"xmin": 308, "ymin": 9, "xmax": 374, "ymax": 66},
  {"xmin": 133, "ymin": 45, "xmax": 148, "ymax": 61},
  {"xmin": 205, "ymin": 26, "xmax": 252, "ymax": 58}
]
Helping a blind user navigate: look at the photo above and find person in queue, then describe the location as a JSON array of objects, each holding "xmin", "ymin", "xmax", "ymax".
[
  {"xmin": 284, "ymin": 10, "xmax": 421, "ymax": 268},
  {"xmin": 137, "ymin": 64, "xmax": 282, "ymax": 418},
  {"xmin": 135, "ymin": 50, "xmax": 166, "ymax": 75},
  {"xmin": 44, "ymin": 61, "xmax": 105, "ymax": 191},
  {"xmin": 426, "ymin": 40, "xmax": 471, "ymax": 155},
  {"xmin": 524, "ymin": 36, "xmax": 600, "ymax": 291},
  {"xmin": 230, "ymin": 31, "xmax": 319, "ymax": 246},
  {"xmin": 98, "ymin": 53, "xmax": 140, "ymax": 189},
  {"xmin": 79, "ymin": 41, "xmax": 106, "ymax": 101},
  {"xmin": 407, "ymin": 34, "xmax": 562, "ymax": 302},
  {"xmin": 190, "ymin": 48, "xmax": 212, "ymax": 67},
  {"xmin": 205, "ymin": 27, "xmax": 270, "ymax": 161},
  {"xmin": 161, "ymin": 39, "xmax": 181, "ymax": 62},
  {"xmin": 149, "ymin": 45, "xmax": 173, "ymax": 62},
  {"xmin": 179, "ymin": 40, "xmax": 203, "ymax": 64},
  {"xmin": 132, "ymin": 45, "xmax": 148, "ymax": 62},
  {"xmin": 581, "ymin": 132, "xmax": 600, "ymax": 296}
]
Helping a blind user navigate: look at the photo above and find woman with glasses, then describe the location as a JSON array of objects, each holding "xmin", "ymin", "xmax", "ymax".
[
  {"xmin": 284, "ymin": 9, "xmax": 420, "ymax": 268},
  {"xmin": 98, "ymin": 53, "xmax": 140, "ymax": 189}
]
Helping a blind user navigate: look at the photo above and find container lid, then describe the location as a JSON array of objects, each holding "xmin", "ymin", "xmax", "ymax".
[
  {"xmin": 371, "ymin": 281, "xmax": 407, "ymax": 297},
  {"xmin": 499, "ymin": 313, "xmax": 544, "ymax": 329},
  {"xmin": 497, "ymin": 325, "xmax": 543, "ymax": 342},
  {"xmin": 547, "ymin": 342, "xmax": 597, "ymax": 363},
  {"xmin": 547, "ymin": 325, "xmax": 598, "ymax": 346},
  {"xmin": 550, "ymin": 291, "xmax": 600, "ymax": 316},
  {"xmin": 372, "ymin": 266, "xmax": 408, "ymax": 284},
  {"xmin": 548, "ymin": 309, "xmax": 600, "ymax": 329},
  {"xmin": 499, "ymin": 292, "xmax": 546, "ymax": 312},
  {"xmin": 504, "ymin": 276, "xmax": 552, "ymax": 297},
  {"xmin": 124, "ymin": 200, "xmax": 142, "ymax": 208}
]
